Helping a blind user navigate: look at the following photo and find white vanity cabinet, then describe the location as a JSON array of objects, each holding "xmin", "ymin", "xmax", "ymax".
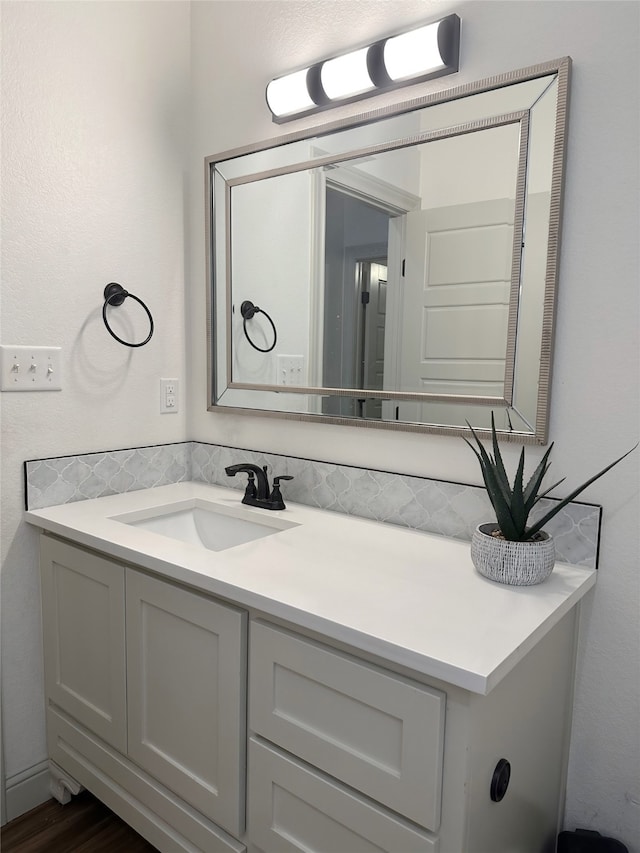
[
  {"xmin": 40, "ymin": 534, "xmax": 247, "ymax": 853},
  {"xmin": 30, "ymin": 482, "xmax": 595, "ymax": 853}
]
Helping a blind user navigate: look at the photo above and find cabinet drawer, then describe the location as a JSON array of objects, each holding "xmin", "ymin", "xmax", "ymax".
[
  {"xmin": 248, "ymin": 737, "xmax": 438, "ymax": 853},
  {"xmin": 249, "ymin": 621, "xmax": 445, "ymax": 831}
]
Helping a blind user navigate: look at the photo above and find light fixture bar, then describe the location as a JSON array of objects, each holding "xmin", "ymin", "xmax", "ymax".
[{"xmin": 266, "ymin": 14, "xmax": 460, "ymax": 123}]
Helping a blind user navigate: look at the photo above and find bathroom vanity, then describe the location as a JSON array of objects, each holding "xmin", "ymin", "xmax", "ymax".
[{"xmin": 26, "ymin": 482, "xmax": 595, "ymax": 853}]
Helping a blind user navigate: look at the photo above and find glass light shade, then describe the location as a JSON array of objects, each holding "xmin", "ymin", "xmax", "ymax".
[
  {"xmin": 383, "ymin": 21, "xmax": 445, "ymax": 81},
  {"xmin": 266, "ymin": 69, "xmax": 314, "ymax": 117},
  {"xmin": 320, "ymin": 48, "xmax": 374, "ymax": 101}
]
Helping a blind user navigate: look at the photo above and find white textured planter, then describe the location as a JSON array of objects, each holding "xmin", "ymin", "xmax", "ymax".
[{"xmin": 471, "ymin": 523, "xmax": 556, "ymax": 586}]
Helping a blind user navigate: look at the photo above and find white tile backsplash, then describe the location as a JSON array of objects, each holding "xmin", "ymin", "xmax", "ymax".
[{"xmin": 24, "ymin": 440, "xmax": 601, "ymax": 569}]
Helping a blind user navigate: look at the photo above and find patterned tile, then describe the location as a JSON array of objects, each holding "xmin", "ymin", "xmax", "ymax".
[
  {"xmin": 24, "ymin": 440, "xmax": 601, "ymax": 569},
  {"xmin": 188, "ymin": 443, "xmax": 601, "ymax": 569},
  {"xmin": 25, "ymin": 443, "xmax": 191, "ymax": 510}
]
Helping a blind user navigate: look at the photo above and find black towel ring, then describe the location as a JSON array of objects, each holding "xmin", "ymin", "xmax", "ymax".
[
  {"xmin": 102, "ymin": 283, "xmax": 154, "ymax": 348},
  {"xmin": 240, "ymin": 300, "xmax": 277, "ymax": 353}
]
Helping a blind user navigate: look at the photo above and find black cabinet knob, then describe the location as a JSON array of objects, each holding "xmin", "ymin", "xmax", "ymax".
[{"xmin": 490, "ymin": 758, "xmax": 511, "ymax": 802}]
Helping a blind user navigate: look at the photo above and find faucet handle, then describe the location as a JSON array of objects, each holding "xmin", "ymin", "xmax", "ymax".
[
  {"xmin": 269, "ymin": 475, "xmax": 293, "ymax": 510},
  {"xmin": 273, "ymin": 475, "xmax": 293, "ymax": 485}
]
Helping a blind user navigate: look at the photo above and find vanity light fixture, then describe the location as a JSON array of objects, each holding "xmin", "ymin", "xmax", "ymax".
[{"xmin": 265, "ymin": 13, "xmax": 460, "ymax": 122}]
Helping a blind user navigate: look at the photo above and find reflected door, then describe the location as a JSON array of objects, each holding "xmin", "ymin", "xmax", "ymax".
[{"xmin": 392, "ymin": 200, "xmax": 515, "ymax": 426}]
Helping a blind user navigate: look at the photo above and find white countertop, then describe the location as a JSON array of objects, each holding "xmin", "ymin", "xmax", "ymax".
[{"xmin": 25, "ymin": 481, "xmax": 596, "ymax": 695}]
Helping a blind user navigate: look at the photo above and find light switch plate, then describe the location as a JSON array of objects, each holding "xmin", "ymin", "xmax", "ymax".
[
  {"xmin": 0, "ymin": 345, "xmax": 62, "ymax": 391},
  {"xmin": 276, "ymin": 354, "xmax": 305, "ymax": 386}
]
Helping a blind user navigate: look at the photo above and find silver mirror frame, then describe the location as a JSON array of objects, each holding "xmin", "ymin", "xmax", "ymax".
[{"xmin": 205, "ymin": 57, "xmax": 571, "ymax": 444}]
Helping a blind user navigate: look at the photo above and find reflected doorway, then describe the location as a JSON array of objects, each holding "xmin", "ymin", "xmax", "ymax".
[
  {"xmin": 355, "ymin": 258, "xmax": 388, "ymax": 419},
  {"xmin": 322, "ymin": 186, "xmax": 394, "ymax": 417}
]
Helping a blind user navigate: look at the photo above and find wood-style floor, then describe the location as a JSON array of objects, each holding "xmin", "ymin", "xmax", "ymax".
[{"xmin": 1, "ymin": 790, "xmax": 158, "ymax": 852}]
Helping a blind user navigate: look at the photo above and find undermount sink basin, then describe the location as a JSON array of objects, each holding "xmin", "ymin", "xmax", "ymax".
[{"xmin": 112, "ymin": 498, "xmax": 298, "ymax": 552}]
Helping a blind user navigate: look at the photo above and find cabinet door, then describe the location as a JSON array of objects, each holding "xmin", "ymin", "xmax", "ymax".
[
  {"xmin": 126, "ymin": 569, "xmax": 247, "ymax": 835},
  {"xmin": 248, "ymin": 738, "xmax": 438, "ymax": 853},
  {"xmin": 40, "ymin": 536, "xmax": 127, "ymax": 752}
]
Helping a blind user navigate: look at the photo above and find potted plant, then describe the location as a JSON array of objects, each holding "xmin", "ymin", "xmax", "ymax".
[{"xmin": 465, "ymin": 415, "xmax": 637, "ymax": 585}]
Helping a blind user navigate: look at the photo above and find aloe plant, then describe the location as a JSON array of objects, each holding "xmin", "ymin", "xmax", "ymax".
[{"xmin": 464, "ymin": 414, "xmax": 637, "ymax": 542}]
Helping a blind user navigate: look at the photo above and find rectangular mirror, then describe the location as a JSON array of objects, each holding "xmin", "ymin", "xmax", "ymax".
[{"xmin": 206, "ymin": 58, "xmax": 570, "ymax": 443}]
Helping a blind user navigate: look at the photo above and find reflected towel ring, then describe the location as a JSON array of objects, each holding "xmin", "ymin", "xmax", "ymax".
[
  {"xmin": 240, "ymin": 300, "xmax": 277, "ymax": 353},
  {"xmin": 102, "ymin": 283, "xmax": 154, "ymax": 348}
]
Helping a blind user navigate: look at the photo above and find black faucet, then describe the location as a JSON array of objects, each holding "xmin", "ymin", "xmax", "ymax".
[{"xmin": 225, "ymin": 463, "xmax": 293, "ymax": 510}]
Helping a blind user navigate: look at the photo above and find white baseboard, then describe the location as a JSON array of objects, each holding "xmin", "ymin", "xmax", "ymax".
[{"xmin": 5, "ymin": 759, "xmax": 51, "ymax": 822}]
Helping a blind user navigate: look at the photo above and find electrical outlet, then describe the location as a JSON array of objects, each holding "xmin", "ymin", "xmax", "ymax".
[
  {"xmin": 0, "ymin": 345, "xmax": 62, "ymax": 391},
  {"xmin": 160, "ymin": 378, "xmax": 179, "ymax": 413}
]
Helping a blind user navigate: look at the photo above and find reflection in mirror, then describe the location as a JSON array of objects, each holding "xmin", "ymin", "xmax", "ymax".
[{"xmin": 207, "ymin": 59, "xmax": 570, "ymax": 443}]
